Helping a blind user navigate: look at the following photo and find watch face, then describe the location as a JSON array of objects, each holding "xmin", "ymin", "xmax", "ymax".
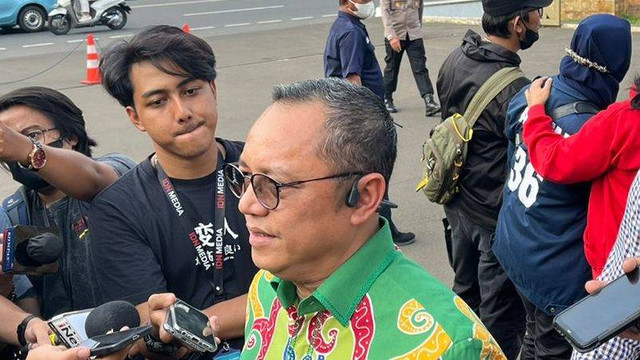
[{"xmin": 31, "ymin": 147, "xmax": 47, "ymax": 169}]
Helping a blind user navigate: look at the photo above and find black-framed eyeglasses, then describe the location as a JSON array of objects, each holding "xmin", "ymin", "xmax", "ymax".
[
  {"xmin": 22, "ymin": 127, "xmax": 58, "ymax": 143},
  {"xmin": 536, "ymin": 7, "xmax": 544, "ymax": 17},
  {"xmin": 224, "ymin": 163, "xmax": 364, "ymax": 210}
]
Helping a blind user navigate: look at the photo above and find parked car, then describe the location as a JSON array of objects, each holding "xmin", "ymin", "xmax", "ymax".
[{"xmin": 0, "ymin": 0, "xmax": 57, "ymax": 32}]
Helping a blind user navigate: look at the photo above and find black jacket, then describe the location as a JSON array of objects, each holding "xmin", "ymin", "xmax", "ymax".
[{"xmin": 436, "ymin": 30, "xmax": 530, "ymax": 228}]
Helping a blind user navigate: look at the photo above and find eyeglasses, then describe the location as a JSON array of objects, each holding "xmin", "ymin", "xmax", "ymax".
[
  {"xmin": 23, "ymin": 127, "xmax": 58, "ymax": 143},
  {"xmin": 536, "ymin": 7, "xmax": 544, "ymax": 17},
  {"xmin": 224, "ymin": 163, "xmax": 363, "ymax": 210}
]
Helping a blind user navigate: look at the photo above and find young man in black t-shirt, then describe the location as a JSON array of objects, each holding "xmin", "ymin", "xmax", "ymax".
[{"xmin": 89, "ymin": 26, "xmax": 257, "ymax": 353}]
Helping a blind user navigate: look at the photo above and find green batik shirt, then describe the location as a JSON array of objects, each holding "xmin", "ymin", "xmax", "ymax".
[{"xmin": 241, "ymin": 218, "xmax": 506, "ymax": 360}]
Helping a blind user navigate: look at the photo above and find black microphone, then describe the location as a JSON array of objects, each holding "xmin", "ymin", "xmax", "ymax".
[
  {"xmin": 85, "ymin": 300, "xmax": 141, "ymax": 338},
  {"xmin": 14, "ymin": 233, "xmax": 63, "ymax": 267},
  {"xmin": 16, "ymin": 301, "xmax": 140, "ymax": 360}
]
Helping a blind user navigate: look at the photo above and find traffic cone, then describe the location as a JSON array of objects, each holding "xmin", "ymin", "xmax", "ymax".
[
  {"xmin": 81, "ymin": 34, "xmax": 101, "ymax": 85},
  {"xmin": 182, "ymin": 23, "xmax": 191, "ymax": 33}
]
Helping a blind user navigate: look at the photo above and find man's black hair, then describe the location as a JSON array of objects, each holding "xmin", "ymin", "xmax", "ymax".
[
  {"xmin": 482, "ymin": 8, "xmax": 531, "ymax": 38},
  {"xmin": 100, "ymin": 25, "xmax": 217, "ymax": 108},
  {"xmin": 0, "ymin": 87, "xmax": 96, "ymax": 157}
]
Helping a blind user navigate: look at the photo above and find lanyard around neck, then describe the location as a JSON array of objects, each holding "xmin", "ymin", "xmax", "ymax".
[{"xmin": 153, "ymin": 152, "xmax": 226, "ymax": 300}]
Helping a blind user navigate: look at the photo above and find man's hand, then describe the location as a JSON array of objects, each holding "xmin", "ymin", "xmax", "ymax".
[
  {"xmin": 25, "ymin": 344, "xmax": 128, "ymax": 360},
  {"xmin": 525, "ymin": 77, "xmax": 552, "ymax": 108},
  {"xmin": 24, "ymin": 317, "xmax": 52, "ymax": 347},
  {"xmin": 585, "ymin": 257, "xmax": 640, "ymax": 341},
  {"xmin": 389, "ymin": 38, "xmax": 402, "ymax": 52},
  {"xmin": 0, "ymin": 121, "xmax": 32, "ymax": 164}
]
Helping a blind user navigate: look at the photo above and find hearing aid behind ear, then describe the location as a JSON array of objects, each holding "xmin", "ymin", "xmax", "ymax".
[{"xmin": 346, "ymin": 175, "xmax": 364, "ymax": 208}]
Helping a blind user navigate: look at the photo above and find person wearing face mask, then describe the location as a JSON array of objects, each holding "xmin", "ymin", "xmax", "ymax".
[
  {"xmin": 435, "ymin": 0, "xmax": 551, "ymax": 358},
  {"xmin": 0, "ymin": 87, "xmax": 135, "ymax": 319},
  {"xmin": 324, "ymin": 0, "xmax": 416, "ymax": 247},
  {"xmin": 493, "ymin": 14, "xmax": 631, "ymax": 360}
]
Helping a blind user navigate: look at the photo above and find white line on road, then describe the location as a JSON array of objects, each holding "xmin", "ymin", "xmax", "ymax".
[
  {"xmin": 225, "ymin": 23, "xmax": 250, "ymax": 27},
  {"xmin": 67, "ymin": 39, "xmax": 84, "ymax": 43},
  {"xmin": 291, "ymin": 16, "xmax": 313, "ymax": 21},
  {"xmin": 0, "ymin": 48, "xmax": 6, "ymax": 51},
  {"xmin": 185, "ymin": 5, "xmax": 284, "ymax": 17},
  {"xmin": 22, "ymin": 43, "xmax": 54, "ymax": 48},
  {"xmin": 110, "ymin": 34, "xmax": 133, "ymax": 39},
  {"xmin": 257, "ymin": 19, "xmax": 282, "ymax": 24},
  {"xmin": 322, "ymin": 14, "xmax": 337, "ymax": 17},
  {"xmin": 191, "ymin": 26, "xmax": 216, "ymax": 31},
  {"xmin": 131, "ymin": 0, "xmax": 232, "ymax": 9}
]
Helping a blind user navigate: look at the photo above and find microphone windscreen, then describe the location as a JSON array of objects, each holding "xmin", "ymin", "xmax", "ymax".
[
  {"xmin": 26, "ymin": 233, "xmax": 63, "ymax": 264},
  {"xmin": 85, "ymin": 301, "xmax": 140, "ymax": 338}
]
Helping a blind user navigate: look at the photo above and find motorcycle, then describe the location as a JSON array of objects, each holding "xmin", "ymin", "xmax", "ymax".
[{"xmin": 48, "ymin": 0, "xmax": 130, "ymax": 35}]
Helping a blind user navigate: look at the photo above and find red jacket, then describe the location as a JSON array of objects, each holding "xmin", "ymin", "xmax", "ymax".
[{"xmin": 524, "ymin": 98, "xmax": 640, "ymax": 277}]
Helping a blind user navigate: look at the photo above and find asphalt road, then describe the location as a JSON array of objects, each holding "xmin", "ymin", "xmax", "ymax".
[
  {"xmin": 1, "ymin": 8, "xmax": 639, "ymax": 287},
  {"xmin": 0, "ymin": 0, "xmax": 338, "ymax": 59}
]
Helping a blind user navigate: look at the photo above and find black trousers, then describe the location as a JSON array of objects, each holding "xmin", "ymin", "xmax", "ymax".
[
  {"xmin": 520, "ymin": 293, "xmax": 573, "ymax": 360},
  {"xmin": 383, "ymin": 35, "xmax": 434, "ymax": 99},
  {"xmin": 444, "ymin": 203, "xmax": 526, "ymax": 360}
]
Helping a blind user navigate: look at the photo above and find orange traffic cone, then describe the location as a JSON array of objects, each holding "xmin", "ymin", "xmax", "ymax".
[
  {"xmin": 81, "ymin": 34, "xmax": 101, "ymax": 85},
  {"xmin": 182, "ymin": 23, "xmax": 191, "ymax": 33}
]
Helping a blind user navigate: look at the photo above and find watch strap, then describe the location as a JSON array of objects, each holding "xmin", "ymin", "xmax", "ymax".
[
  {"xmin": 144, "ymin": 333, "xmax": 178, "ymax": 356},
  {"xmin": 17, "ymin": 314, "xmax": 38, "ymax": 347}
]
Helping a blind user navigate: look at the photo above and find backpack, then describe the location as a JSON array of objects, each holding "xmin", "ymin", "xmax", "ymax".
[
  {"xmin": 416, "ymin": 67, "xmax": 525, "ymax": 205},
  {"xmin": 2, "ymin": 186, "xmax": 30, "ymax": 226}
]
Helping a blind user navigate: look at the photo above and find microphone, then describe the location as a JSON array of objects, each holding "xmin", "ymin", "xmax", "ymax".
[
  {"xmin": 2, "ymin": 225, "xmax": 60, "ymax": 274},
  {"xmin": 15, "ymin": 233, "xmax": 63, "ymax": 267},
  {"xmin": 85, "ymin": 300, "xmax": 141, "ymax": 338},
  {"xmin": 16, "ymin": 301, "xmax": 140, "ymax": 359}
]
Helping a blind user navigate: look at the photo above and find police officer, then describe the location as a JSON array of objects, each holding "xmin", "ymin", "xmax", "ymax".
[{"xmin": 381, "ymin": 0, "xmax": 440, "ymax": 116}]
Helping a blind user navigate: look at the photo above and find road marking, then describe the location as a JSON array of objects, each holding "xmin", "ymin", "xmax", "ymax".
[
  {"xmin": 67, "ymin": 39, "xmax": 84, "ymax": 43},
  {"xmin": 191, "ymin": 26, "xmax": 216, "ymax": 31},
  {"xmin": 257, "ymin": 19, "xmax": 282, "ymax": 24},
  {"xmin": 22, "ymin": 43, "xmax": 54, "ymax": 48},
  {"xmin": 185, "ymin": 5, "xmax": 284, "ymax": 17},
  {"xmin": 225, "ymin": 23, "xmax": 250, "ymax": 27},
  {"xmin": 291, "ymin": 16, "xmax": 313, "ymax": 21},
  {"xmin": 322, "ymin": 14, "xmax": 337, "ymax": 17},
  {"xmin": 131, "ymin": 0, "xmax": 231, "ymax": 9},
  {"xmin": 110, "ymin": 34, "xmax": 133, "ymax": 39},
  {"xmin": 0, "ymin": 48, "xmax": 6, "ymax": 51}
]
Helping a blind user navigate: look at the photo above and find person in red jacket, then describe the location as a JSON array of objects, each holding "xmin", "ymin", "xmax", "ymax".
[{"xmin": 524, "ymin": 76, "xmax": 640, "ymax": 277}]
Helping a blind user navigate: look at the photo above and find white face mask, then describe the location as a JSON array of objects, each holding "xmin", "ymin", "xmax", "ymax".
[{"xmin": 349, "ymin": 0, "xmax": 375, "ymax": 20}]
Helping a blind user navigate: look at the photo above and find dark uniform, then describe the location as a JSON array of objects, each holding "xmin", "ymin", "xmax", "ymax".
[{"xmin": 324, "ymin": 11, "xmax": 385, "ymax": 99}]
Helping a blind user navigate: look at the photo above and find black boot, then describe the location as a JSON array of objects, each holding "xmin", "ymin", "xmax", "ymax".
[
  {"xmin": 384, "ymin": 98, "xmax": 398, "ymax": 113},
  {"xmin": 423, "ymin": 94, "xmax": 441, "ymax": 117}
]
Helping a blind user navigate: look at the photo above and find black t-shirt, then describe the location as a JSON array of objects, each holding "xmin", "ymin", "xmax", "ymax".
[
  {"xmin": 19, "ymin": 154, "xmax": 135, "ymax": 319},
  {"xmin": 88, "ymin": 140, "xmax": 257, "ymax": 333}
]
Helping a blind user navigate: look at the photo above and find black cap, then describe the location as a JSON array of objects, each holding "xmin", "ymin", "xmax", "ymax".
[{"xmin": 482, "ymin": 0, "xmax": 553, "ymax": 16}]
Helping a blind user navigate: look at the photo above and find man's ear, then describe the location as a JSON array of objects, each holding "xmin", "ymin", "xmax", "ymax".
[
  {"xmin": 126, "ymin": 106, "xmax": 146, "ymax": 133},
  {"xmin": 66, "ymin": 136, "xmax": 78, "ymax": 147},
  {"xmin": 349, "ymin": 173, "xmax": 386, "ymax": 226},
  {"xmin": 512, "ymin": 15, "xmax": 524, "ymax": 36}
]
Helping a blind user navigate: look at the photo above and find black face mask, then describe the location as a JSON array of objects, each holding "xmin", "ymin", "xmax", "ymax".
[
  {"xmin": 8, "ymin": 139, "xmax": 64, "ymax": 191},
  {"xmin": 519, "ymin": 20, "xmax": 539, "ymax": 50}
]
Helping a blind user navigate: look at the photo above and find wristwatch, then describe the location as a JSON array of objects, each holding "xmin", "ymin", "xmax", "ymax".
[
  {"xmin": 26, "ymin": 139, "xmax": 47, "ymax": 171},
  {"xmin": 16, "ymin": 314, "xmax": 38, "ymax": 347},
  {"xmin": 22, "ymin": 138, "xmax": 47, "ymax": 171}
]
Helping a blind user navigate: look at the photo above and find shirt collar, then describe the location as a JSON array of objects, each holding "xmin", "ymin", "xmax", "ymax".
[
  {"xmin": 270, "ymin": 217, "xmax": 397, "ymax": 326},
  {"xmin": 338, "ymin": 10, "xmax": 364, "ymax": 28}
]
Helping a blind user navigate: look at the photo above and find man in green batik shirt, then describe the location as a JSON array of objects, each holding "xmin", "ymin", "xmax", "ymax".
[{"xmin": 225, "ymin": 78, "xmax": 505, "ymax": 359}]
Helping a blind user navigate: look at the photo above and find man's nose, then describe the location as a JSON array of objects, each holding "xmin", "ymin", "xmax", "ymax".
[{"xmin": 238, "ymin": 181, "xmax": 269, "ymax": 216}]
